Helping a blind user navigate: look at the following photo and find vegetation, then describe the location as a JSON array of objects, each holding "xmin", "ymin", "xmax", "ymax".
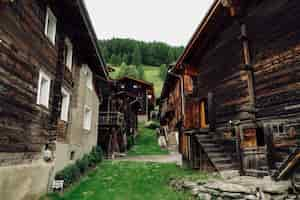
[
  {"xmin": 99, "ymin": 38, "xmax": 184, "ymax": 66},
  {"xmin": 54, "ymin": 146, "xmax": 103, "ymax": 188},
  {"xmin": 43, "ymin": 161, "xmax": 209, "ymax": 200},
  {"xmin": 127, "ymin": 123, "xmax": 168, "ymax": 156}
]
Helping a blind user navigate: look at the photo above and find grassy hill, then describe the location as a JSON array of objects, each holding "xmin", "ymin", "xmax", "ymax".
[{"xmin": 109, "ymin": 66, "xmax": 163, "ymax": 97}]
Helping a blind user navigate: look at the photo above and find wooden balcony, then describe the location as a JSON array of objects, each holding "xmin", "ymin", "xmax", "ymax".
[{"xmin": 99, "ymin": 112, "xmax": 125, "ymax": 127}]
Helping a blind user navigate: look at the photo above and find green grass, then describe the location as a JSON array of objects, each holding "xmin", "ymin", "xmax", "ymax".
[
  {"xmin": 109, "ymin": 65, "xmax": 163, "ymax": 97},
  {"xmin": 127, "ymin": 124, "xmax": 168, "ymax": 156},
  {"xmin": 44, "ymin": 161, "xmax": 209, "ymax": 200}
]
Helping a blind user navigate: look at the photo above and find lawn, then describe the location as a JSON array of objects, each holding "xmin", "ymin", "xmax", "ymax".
[
  {"xmin": 109, "ymin": 65, "xmax": 163, "ymax": 97},
  {"xmin": 44, "ymin": 161, "xmax": 209, "ymax": 200},
  {"xmin": 127, "ymin": 124, "xmax": 169, "ymax": 156}
]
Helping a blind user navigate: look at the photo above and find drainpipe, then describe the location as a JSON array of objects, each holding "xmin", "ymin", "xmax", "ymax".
[{"xmin": 167, "ymin": 69, "xmax": 185, "ymax": 123}]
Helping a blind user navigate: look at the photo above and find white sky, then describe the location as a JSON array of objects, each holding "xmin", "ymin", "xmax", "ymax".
[{"xmin": 84, "ymin": 0, "xmax": 214, "ymax": 47}]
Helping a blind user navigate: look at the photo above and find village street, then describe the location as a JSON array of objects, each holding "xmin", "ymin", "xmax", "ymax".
[{"xmin": 42, "ymin": 124, "xmax": 208, "ymax": 200}]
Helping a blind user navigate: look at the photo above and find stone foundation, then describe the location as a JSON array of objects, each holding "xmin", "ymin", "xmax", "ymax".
[{"xmin": 0, "ymin": 160, "xmax": 54, "ymax": 200}]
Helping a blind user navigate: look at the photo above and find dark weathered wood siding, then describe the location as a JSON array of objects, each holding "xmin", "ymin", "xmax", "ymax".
[{"xmin": 0, "ymin": 2, "xmax": 58, "ymax": 157}]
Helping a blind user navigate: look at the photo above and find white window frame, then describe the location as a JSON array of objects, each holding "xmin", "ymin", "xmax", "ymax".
[
  {"xmin": 44, "ymin": 7, "xmax": 57, "ymax": 45},
  {"xmin": 37, "ymin": 70, "xmax": 51, "ymax": 108},
  {"xmin": 83, "ymin": 106, "xmax": 92, "ymax": 131},
  {"xmin": 60, "ymin": 87, "xmax": 71, "ymax": 122},
  {"xmin": 64, "ymin": 38, "xmax": 73, "ymax": 70}
]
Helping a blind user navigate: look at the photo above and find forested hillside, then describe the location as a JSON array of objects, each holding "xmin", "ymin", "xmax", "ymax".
[{"xmin": 99, "ymin": 38, "xmax": 184, "ymax": 66}]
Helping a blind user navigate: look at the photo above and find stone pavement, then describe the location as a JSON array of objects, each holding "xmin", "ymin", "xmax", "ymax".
[{"xmin": 170, "ymin": 174, "xmax": 298, "ymax": 200}]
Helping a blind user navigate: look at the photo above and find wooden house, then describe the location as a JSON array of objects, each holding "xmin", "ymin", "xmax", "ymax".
[
  {"xmin": 117, "ymin": 77, "xmax": 155, "ymax": 121},
  {"xmin": 0, "ymin": 0, "xmax": 108, "ymax": 199},
  {"xmin": 97, "ymin": 78, "xmax": 141, "ymax": 158},
  {"xmin": 162, "ymin": 0, "xmax": 300, "ymax": 176}
]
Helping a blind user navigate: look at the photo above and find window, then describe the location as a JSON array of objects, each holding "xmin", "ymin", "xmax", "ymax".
[
  {"xmin": 37, "ymin": 70, "xmax": 51, "ymax": 108},
  {"xmin": 64, "ymin": 38, "xmax": 73, "ymax": 70},
  {"xmin": 44, "ymin": 7, "xmax": 57, "ymax": 44},
  {"xmin": 265, "ymin": 122, "xmax": 286, "ymax": 137},
  {"xmin": 60, "ymin": 88, "xmax": 70, "ymax": 121},
  {"xmin": 133, "ymin": 84, "xmax": 138, "ymax": 89},
  {"xmin": 83, "ymin": 106, "xmax": 92, "ymax": 130},
  {"xmin": 86, "ymin": 66, "xmax": 93, "ymax": 90},
  {"xmin": 70, "ymin": 151, "xmax": 75, "ymax": 160},
  {"xmin": 121, "ymin": 84, "xmax": 125, "ymax": 89}
]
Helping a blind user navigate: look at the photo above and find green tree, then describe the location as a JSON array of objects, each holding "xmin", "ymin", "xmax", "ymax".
[
  {"xmin": 132, "ymin": 46, "xmax": 142, "ymax": 66},
  {"xmin": 122, "ymin": 54, "xmax": 129, "ymax": 65},
  {"xmin": 159, "ymin": 64, "xmax": 168, "ymax": 81},
  {"xmin": 111, "ymin": 54, "xmax": 122, "ymax": 66}
]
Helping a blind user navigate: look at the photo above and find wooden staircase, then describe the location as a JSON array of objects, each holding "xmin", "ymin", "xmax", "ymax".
[{"xmin": 195, "ymin": 133, "xmax": 239, "ymax": 172}]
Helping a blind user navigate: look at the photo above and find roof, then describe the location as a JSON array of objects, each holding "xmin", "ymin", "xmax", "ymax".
[
  {"xmin": 175, "ymin": 0, "xmax": 222, "ymax": 69},
  {"xmin": 117, "ymin": 77, "xmax": 154, "ymax": 88},
  {"xmin": 76, "ymin": 0, "xmax": 109, "ymax": 79}
]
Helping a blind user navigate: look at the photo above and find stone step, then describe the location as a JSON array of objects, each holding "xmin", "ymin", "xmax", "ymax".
[
  {"xmin": 216, "ymin": 163, "xmax": 237, "ymax": 171},
  {"xmin": 211, "ymin": 157, "xmax": 232, "ymax": 164},
  {"xmin": 244, "ymin": 169, "xmax": 269, "ymax": 177},
  {"xmin": 201, "ymin": 143, "xmax": 219, "ymax": 148},
  {"xmin": 207, "ymin": 152, "xmax": 226, "ymax": 158},
  {"xmin": 196, "ymin": 134, "xmax": 213, "ymax": 139},
  {"xmin": 205, "ymin": 147, "xmax": 224, "ymax": 153}
]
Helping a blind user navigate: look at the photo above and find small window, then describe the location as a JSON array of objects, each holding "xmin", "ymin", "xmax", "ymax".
[
  {"xmin": 265, "ymin": 122, "xmax": 286, "ymax": 137},
  {"xmin": 44, "ymin": 7, "xmax": 57, "ymax": 44},
  {"xmin": 64, "ymin": 38, "xmax": 73, "ymax": 70},
  {"xmin": 83, "ymin": 106, "xmax": 92, "ymax": 130},
  {"xmin": 70, "ymin": 151, "xmax": 75, "ymax": 160},
  {"xmin": 121, "ymin": 84, "xmax": 125, "ymax": 89},
  {"xmin": 133, "ymin": 84, "xmax": 138, "ymax": 89},
  {"xmin": 60, "ymin": 88, "xmax": 70, "ymax": 121},
  {"xmin": 37, "ymin": 70, "xmax": 51, "ymax": 108}
]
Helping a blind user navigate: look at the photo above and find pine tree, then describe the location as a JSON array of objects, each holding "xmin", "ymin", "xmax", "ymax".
[{"xmin": 132, "ymin": 46, "xmax": 142, "ymax": 66}]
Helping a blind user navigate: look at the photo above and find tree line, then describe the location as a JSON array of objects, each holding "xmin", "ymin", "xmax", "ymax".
[{"xmin": 98, "ymin": 38, "xmax": 184, "ymax": 67}]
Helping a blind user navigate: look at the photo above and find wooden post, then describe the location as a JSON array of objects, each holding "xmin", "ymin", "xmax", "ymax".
[
  {"xmin": 235, "ymin": 124, "xmax": 245, "ymax": 175},
  {"xmin": 264, "ymin": 126, "xmax": 276, "ymax": 170},
  {"xmin": 208, "ymin": 92, "xmax": 216, "ymax": 132},
  {"xmin": 240, "ymin": 23, "xmax": 256, "ymax": 115}
]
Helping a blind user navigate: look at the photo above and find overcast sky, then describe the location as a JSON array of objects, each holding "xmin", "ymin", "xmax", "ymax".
[{"xmin": 84, "ymin": 0, "xmax": 214, "ymax": 47}]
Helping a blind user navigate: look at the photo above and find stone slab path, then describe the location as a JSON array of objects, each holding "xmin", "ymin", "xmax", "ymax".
[{"xmin": 117, "ymin": 151, "xmax": 182, "ymax": 165}]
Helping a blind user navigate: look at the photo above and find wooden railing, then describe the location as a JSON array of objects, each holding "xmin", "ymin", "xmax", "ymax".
[{"xmin": 99, "ymin": 112, "xmax": 124, "ymax": 127}]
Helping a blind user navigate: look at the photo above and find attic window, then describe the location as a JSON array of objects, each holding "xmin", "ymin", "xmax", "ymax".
[
  {"xmin": 83, "ymin": 65, "xmax": 93, "ymax": 90},
  {"xmin": 64, "ymin": 38, "xmax": 73, "ymax": 70},
  {"xmin": 44, "ymin": 7, "xmax": 57, "ymax": 44}
]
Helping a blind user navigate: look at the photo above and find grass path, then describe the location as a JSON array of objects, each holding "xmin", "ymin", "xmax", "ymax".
[
  {"xmin": 43, "ymin": 125, "xmax": 208, "ymax": 200},
  {"xmin": 127, "ymin": 125, "xmax": 169, "ymax": 156},
  {"xmin": 45, "ymin": 161, "xmax": 208, "ymax": 200}
]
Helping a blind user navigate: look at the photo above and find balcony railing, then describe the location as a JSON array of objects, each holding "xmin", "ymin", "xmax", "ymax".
[{"xmin": 99, "ymin": 112, "xmax": 125, "ymax": 127}]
